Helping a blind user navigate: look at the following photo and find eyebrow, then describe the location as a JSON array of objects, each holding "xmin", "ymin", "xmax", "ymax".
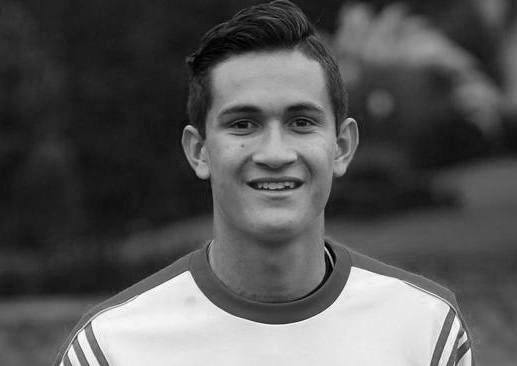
[
  {"xmin": 219, "ymin": 105, "xmax": 262, "ymax": 117},
  {"xmin": 218, "ymin": 102, "xmax": 326, "ymax": 117},
  {"xmin": 286, "ymin": 103, "xmax": 325, "ymax": 115}
]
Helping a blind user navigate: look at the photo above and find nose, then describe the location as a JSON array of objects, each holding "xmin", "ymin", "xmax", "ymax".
[{"xmin": 252, "ymin": 122, "xmax": 297, "ymax": 169}]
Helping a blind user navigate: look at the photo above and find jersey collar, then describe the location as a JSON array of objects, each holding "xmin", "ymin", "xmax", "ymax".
[{"xmin": 189, "ymin": 240, "xmax": 352, "ymax": 324}]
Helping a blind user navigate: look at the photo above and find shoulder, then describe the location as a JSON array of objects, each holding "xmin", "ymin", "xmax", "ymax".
[
  {"xmin": 88, "ymin": 251, "xmax": 193, "ymax": 319},
  {"xmin": 53, "ymin": 249, "xmax": 198, "ymax": 366},
  {"xmin": 327, "ymin": 237, "xmax": 459, "ymax": 310},
  {"xmin": 352, "ymin": 246, "xmax": 458, "ymax": 309},
  {"xmin": 327, "ymin": 238, "xmax": 474, "ymax": 365}
]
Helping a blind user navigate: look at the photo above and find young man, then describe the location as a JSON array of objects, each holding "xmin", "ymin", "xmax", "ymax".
[{"xmin": 55, "ymin": 1, "xmax": 473, "ymax": 365}]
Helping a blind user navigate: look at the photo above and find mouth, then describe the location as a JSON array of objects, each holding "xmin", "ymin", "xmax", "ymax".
[{"xmin": 247, "ymin": 178, "xmax": 303, "ymax": 191}]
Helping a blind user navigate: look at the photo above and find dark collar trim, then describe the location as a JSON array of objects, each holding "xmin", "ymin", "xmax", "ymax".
[{"xmin": 189, "ymin": 241, "xmax": 351, "ymax": 324}]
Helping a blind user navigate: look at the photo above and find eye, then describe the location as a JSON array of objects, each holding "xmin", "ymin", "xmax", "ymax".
[
  {"xmin": 228, "ymin": 119, "xmax": 257, "ymax": 134},
  {"xmin": 232, "ymin": 120, "xmax": 254, "ymax": 128},
  {"xmin": 289, "ymin": 117, "xmax": 316, "ymax": 131}
]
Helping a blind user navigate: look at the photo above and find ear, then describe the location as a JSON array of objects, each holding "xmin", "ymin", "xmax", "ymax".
[
  {"xmin": 333, "ymin": 117, "xmax": 359, "ymax": 177},
  {"xmin": 181, "ymin": 125, "xmax": 210, "ymax": 180}
]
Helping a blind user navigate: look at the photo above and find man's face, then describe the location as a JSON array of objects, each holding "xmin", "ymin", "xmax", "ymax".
[{"xmin": 186, "ymin": 50, "xmax": 354, "ymax": 240}]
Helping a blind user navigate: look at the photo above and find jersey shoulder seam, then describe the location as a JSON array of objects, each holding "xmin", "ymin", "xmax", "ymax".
[
  {"xmin": 341, "ymin": 244, "xmax": 460, "ymax": 312},
  {"xmin": 341, "ymin": 244, "xmax": 474, "ymax": 362},
  {"xmin": 54, "ymin": 250, "xmax": 195, "ymax": 365},
  {"xmin": 95, "ymin": 250, "xmax": 193, "ymax": 311}
]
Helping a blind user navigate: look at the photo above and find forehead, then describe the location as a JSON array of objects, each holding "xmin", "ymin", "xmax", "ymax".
[{"xmin": 207, "ymin": 50, "xmax": 331, "ymax": 118}]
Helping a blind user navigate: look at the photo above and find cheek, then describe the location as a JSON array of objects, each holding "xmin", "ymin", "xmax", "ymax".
[
  {"xmin": 304, "ymin": 143, "xmax": 336, "ymax": 202},
  {"xmin": 305, "ymin": 143, "xmax": 335, "ymax": 172},
  {"xmin": 206, "ymin": 143, "xmax": 242, "ymax": 178}
]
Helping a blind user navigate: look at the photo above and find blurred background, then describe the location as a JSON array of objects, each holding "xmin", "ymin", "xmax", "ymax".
[{"xmin": 1, "ymin": 0, "xmax": 516, "ymax": 364}]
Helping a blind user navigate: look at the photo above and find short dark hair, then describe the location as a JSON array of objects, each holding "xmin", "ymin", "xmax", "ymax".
[{"xmin": 186, "ymin": 0, "xmax": 347, "ymax": 137}]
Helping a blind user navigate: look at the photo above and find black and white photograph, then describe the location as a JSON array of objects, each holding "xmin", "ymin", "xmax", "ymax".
[{"xmin": 1, "ymin": 0, "xmax": 516, "ymax": 365}]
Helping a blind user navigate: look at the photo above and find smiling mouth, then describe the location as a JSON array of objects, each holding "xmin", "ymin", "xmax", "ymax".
[{"xmin": 247, "ymin": 180, "xmax": 303, "ymax": 191}]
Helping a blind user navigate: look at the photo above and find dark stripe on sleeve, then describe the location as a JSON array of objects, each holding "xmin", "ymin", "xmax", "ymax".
[
  {"xmin": 63, "ymin": 354, "xmax": 72, "ymax": 366},
  {"xmin": 457, "ymin": 339, "xmax": 471, "ymax": 361},
  {"xmin": 72, "ymin": 338, "xmax": 89, "ymax": 366},
  {"xmin": 431, "ymin": 308, "xmax": 455, "ymax": 366},
  {"xmin": 457, "ymin": 328, "xmax": 465, "ymax": 341},
  {"xmin": 446, "ymin": 329, "xmax": 461, "ymax": 366},
  {"xmin": 85, "ymin": 323, "xmax": 109, "ymax": 366}
]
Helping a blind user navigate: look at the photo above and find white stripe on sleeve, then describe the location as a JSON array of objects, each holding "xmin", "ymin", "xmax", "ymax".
[
  {"xmin": 438, "ymin": 315, "xmax": 461, "ymax": 366},
  {"xmin": 78, "ymin": 329, "xmax": 101, "ymax": 366},
  {"xmin": 67, "ymin": 346, "xmax": 80, "ymax": 366}
]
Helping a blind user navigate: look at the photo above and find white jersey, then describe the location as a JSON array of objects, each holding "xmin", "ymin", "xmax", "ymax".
[{"xmin": 55, "ymin": 239, "xmax": 473, "ymax": 366}]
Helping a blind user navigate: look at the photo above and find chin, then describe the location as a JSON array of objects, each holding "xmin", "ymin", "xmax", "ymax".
[{"xmin": 246, "ymin": 215, "xmax": 311, "ymax": 242}]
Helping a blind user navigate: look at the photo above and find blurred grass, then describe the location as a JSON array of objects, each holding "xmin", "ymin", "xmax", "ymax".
[
  {"xmin": 0, "ymin": 297, "xmax": 101, "ymax": 366},
  {"xmin": 1, "ymin": 158, "xmax": 516, "ymax": 365}
]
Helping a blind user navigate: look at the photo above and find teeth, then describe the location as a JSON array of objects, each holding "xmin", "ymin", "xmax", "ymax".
[{"xmin": 255, "ymin": 182, "xmax": 296, "ymax": 190}]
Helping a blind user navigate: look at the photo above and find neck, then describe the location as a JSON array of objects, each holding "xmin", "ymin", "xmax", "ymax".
[{"xmin": 209, "ymin": 216, "xmax": 327, "ymax": 303}]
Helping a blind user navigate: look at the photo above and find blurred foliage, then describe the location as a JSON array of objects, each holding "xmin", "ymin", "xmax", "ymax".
[
  {"xmin": 1, "ymin": 0, "xmax": 516, "ymax": 294},
  {"xmin": 326, "ymin": 2, "xmax": 513, "ymax": 215},
  {"xmin": 0, "ymin": 1, "xmax": 80, "ymax": 249},
  {"xmin": 333, "ymin": 2, "xmax": 503, "ymax": 160}
]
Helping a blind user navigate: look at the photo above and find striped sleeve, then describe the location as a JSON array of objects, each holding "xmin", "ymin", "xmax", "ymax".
[
  {"xmin": 431, "ymin": 308, "xmax": 473, "ymax": 366},
  {"xmin": 57, "ymin": 322, "xmax": 109, "ymax": 366}
]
